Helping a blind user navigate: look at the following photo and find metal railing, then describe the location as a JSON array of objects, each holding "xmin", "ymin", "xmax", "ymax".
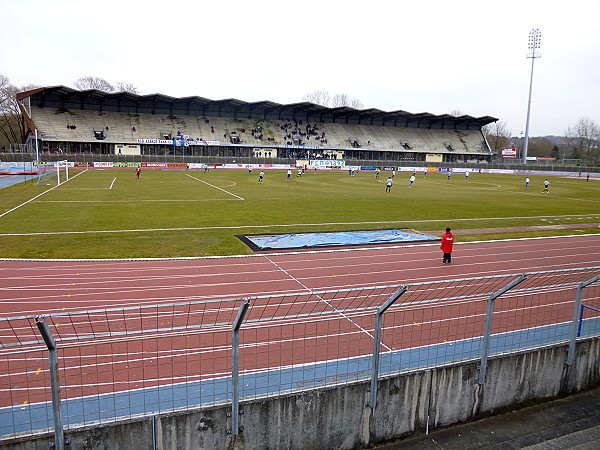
[{"xmin": 1, "ymin": 267, "xmax": 599, "ymax": 445}]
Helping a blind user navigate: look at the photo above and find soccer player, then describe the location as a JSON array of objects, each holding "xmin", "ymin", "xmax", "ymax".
[
  {"xmin": 441, "ymin": 227, "xmax": 454, "ymax": 264},
  {"xmin": 286, "ymin": 169, "xmax": 291, "ymax": 181},
  {"xmin": 525, "ymin": 177, "xmax": 530, "ymax": 189},
  {"xmin": 135, "ymin": 167, "xmax": 141, "ymax": 179},
  {"xmin": 385, "ymin": 176, "xmax": 393, "ymax": 193},
  {"xmin": 409, "ymin": 174, "xmax": 415, "ymax": 188},
  {"xmin": 543, "ymin": 179, "xmax": 550, "ymax": 193},
  {"xmin": 258, "ymin": 171, "xmax": 264, "ymax": 183}
]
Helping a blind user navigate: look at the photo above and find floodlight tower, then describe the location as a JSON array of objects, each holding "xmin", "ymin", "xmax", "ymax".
[{"xmin": 522, "ymin": 28, "xmax": 541, "ymax": 164}]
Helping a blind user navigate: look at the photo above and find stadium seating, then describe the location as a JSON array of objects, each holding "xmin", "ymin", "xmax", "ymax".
[{"xmin": 30, "ymin": 107, "xmax": 487, "ymax": 156}]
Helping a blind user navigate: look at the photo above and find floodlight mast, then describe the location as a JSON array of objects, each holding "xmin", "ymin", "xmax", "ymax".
[{"xmin": 522, "ymin": 29, "xmax": 541, "ymax": 164}]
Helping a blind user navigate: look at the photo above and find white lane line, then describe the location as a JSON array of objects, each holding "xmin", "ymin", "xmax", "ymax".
[
  {"xmin": 109, "ymin": 178, "xmax": 116, "ymax": 190},
  {"xmin": 264, "ymin": 255, "xmax": 393, "ymax": 351},
  {"xmin": 185, "ymin": 173, "xmax": 244, "ymax": 200}
]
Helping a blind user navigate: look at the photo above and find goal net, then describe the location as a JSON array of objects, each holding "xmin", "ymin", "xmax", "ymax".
[{"xmin": 36, "ymin": 160, "xmax": 69, "ymax": 186}]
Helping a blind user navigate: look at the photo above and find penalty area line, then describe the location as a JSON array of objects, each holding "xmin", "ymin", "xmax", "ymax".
[{"xmin": 0, "ymin": 170, "xmax": 86, "ymax": 219}]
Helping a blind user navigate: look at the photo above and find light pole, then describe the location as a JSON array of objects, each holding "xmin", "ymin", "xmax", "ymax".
[{"xmin": 522, "ymin": 29, "xmax": 541, "ymax": 164}]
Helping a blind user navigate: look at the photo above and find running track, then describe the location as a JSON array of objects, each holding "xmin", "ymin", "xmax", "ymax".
[
  {"xmin": 1, "ymin": 235, "xmax": 599, "ymax": 318},
  {"xmin": 1, "ymin": 235, "xmax": 600, "ymax": 435}
]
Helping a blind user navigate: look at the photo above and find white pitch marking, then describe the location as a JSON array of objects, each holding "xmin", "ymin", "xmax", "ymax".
[
  {"xmin": 265, "ymin": 256, "xmax": 393, "ymax": 352},
  {"xmin": 1, "ymin": 213, "xmax": 600, "ymax": 237},
  {"xmin": 36, "ymin": 199, "xmax": 242, "ymax": 203},
  {"xmin": 185, "ymin": 173, "xmax": 244, "ymax": 200},
  {"xmin": 0, "ymin": 169, "xmax": 86, "ymax": 219},
  {"xmin": 109, "ymin": 178, "xmax": 116, "ymax": 190}
]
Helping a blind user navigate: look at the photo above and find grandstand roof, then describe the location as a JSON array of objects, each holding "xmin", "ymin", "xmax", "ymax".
[{"xmin": 18, "ymin": 86, "xmax": 497, "ymax": 130}]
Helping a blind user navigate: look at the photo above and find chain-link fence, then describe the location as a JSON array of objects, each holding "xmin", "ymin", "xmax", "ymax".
[{"xmin": 1, "ymin": 267, "xmax": 599, "ymax": 442}]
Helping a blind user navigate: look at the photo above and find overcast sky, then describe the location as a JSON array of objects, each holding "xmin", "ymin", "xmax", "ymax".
[{"xmin": 2, "ymin": 0, "xmax": 599, "ymax": 136}]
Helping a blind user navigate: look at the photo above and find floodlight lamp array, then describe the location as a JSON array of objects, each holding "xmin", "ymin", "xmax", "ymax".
[{"xmin": 527, "ymin": 29, "xmax": 541, "ymax": 58}]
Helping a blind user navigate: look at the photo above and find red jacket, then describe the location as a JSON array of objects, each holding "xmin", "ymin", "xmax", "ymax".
[{"xmin": 441, "ymin": 232, "xmax": 454, "ymax": 253}]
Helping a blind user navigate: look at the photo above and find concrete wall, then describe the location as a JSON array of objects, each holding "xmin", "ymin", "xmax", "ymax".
[{"xmin": 4, "ymin": 338, "xmax": 600, "ymax": 449}]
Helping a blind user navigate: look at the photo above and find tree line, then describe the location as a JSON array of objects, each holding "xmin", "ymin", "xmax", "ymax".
[{"xmin": 483, "ymin": 118, "xmax": 600, "ymax": 164}]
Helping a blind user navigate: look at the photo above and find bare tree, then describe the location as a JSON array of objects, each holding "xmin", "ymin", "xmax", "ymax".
[
  {"xmin": 74, "ymin": 76, "xmax": 115, "ymax": 92},
  {"xmin": 349, "ymin": 98, "xmax": 363, "ymax": 109},
  {"xmin": 449, "ymin": 109, "xmax": 464, "ymax": 116},
  {"xmin": 564, "ymin": 117, "xmax": 600, "ymax": 164},
  {"xmin": 331, "ymin": 93, "xmax": 363, "ymax": 109},
  {"xmin": 302, "ymin": 90, "xmax": 363, "ymax": 109},
  {"xmin": 331, "ymin": 93, "xmax": 349, "ymax": 108},
  {"xmin": 0, "ymin": 74, "xmax": 40, "ymax": 146},
  {"xmin": 302, "ymin": 90, "xmax": 331, "ymax": 107},
  {"xmin": 0, "ymin": 74, "xmax": 11, "ymax": 105},
  {"xmin": 482, "ymin": 120, "xmax": 512, "ymax": 152},
  {"xmin": 115, "ymin": 81, "xmax": 139, "ymax": 94},
  {"xmin": 527, "ymin": 137, "xmax": 554, "ymax": 157}
]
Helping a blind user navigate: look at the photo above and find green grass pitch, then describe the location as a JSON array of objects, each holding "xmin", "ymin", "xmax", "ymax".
[{"xmin": 0, "ymin": 168, "xmax": 598, "ymax": 259}]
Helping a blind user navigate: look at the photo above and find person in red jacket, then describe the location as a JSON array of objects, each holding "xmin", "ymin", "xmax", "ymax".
[{"xmin": 441, "ymin": 227, "xmax": 454, "ymax": 264}]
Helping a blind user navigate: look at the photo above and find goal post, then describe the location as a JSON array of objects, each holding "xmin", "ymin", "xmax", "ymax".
[
  {"xmin": 36, "ymin": 160, "xmax": 69, "ymax": 186},
  {"xmin": 56, "ymin": 160, "xmax": 69, "ymax": 184}
]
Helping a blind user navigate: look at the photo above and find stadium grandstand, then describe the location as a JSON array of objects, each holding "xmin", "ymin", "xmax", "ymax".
[{"xmin": 16, "ymin": 86, "xmax": 497, "ymax": 164}]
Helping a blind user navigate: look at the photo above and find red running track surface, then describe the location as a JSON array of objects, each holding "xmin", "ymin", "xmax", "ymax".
[
  {"xmin": 0, "ymin": 235, "xmax": 599, "ymax": 407},
  {"xmin": 1, "ymin": 235, "xmax": 598, "ymax": 317}
]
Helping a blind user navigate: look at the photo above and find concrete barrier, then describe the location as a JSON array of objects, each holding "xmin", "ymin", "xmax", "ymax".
[{"xmin": 4, "ymin": 337, "xmax": 600, "ymax": 449}]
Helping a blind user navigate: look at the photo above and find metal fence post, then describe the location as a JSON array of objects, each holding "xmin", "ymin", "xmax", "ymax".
[
  {"xmin": 368, "ymin": 286, "xmax": 408, "ymax": 408},
  {"xmin": 566, "ymin": 274, "xmax": 600, "ymax": 366},
  {"xmin": 35, "ymin": 316, "xmax": 65, "ymax": 450},
  {"xmin": 230, "ymin": 299, "xmax": 250, "ymax": 435},
  {"xmin": 478, "ymin": 274, "xmax": 527, "ymax": 384}
]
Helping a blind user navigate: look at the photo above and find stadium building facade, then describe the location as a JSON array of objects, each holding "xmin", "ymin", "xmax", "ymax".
[{"xmin": 17, "ymin": 86, "xmax": 497, "ymax": 164}]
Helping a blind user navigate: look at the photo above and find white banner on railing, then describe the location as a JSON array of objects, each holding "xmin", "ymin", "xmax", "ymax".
[{"xmin": 309, "ymin": 160, "xmax": 346, "ymax": 167}]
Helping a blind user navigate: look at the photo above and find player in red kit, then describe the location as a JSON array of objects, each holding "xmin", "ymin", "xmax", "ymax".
[
  {"xmin": 136, "ymin": 167, "xmax": 141, "ymax": 179},
  {"xmin": 441, "ymin": 227, "xmax": 454, "ymax": 264}
]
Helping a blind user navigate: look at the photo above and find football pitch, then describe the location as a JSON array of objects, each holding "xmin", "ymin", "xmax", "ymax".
[{"xmin": 0, "ymin": 168, "xmax": 598, "ymax": 259}]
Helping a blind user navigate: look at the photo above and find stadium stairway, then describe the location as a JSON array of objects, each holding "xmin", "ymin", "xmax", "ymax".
[{"xmin": 372, "ymin": 386, "xmax": 600, "ymax": 449}]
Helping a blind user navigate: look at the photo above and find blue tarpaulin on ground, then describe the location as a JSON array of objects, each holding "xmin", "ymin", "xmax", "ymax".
[
  {"xmin": 0, "ymin": 166, "xmax": 37, "ymax": 188},
  {"xmin": 246, "ymin": 229, "xmax": 439, "ymax": 250},
  {"xmin": 0, "ymin": 174, "xmax": 34, "ymax": 188}
]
